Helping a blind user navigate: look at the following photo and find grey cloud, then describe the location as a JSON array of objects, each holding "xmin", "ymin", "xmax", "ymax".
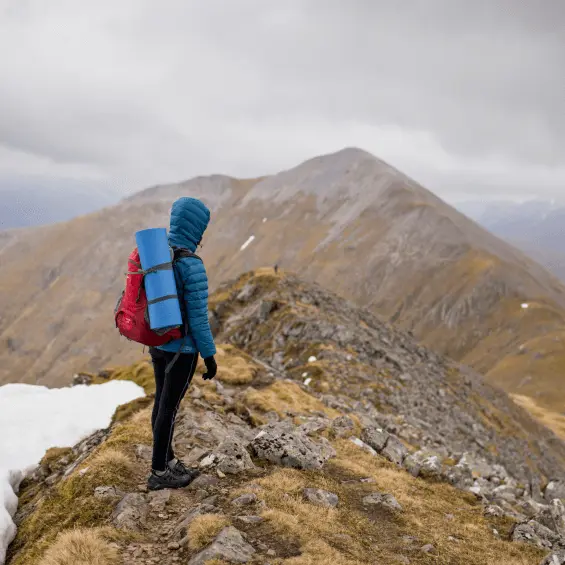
[{"xmin": 0, "ymin": 0, "xmax": 563, "ymax": 199}]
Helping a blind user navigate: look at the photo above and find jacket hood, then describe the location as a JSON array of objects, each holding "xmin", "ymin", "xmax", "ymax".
[{"xmin": 168, "ymin": 197, "xmax": 210, "ymax": 252}]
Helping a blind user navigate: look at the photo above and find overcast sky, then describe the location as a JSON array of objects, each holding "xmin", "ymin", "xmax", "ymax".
[{"xmin": 0, "ymin": 0, "xmax": 564, "ymax": 203}]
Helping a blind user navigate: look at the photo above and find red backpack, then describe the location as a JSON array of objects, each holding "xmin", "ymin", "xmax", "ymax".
[{"xmin": 114, "ymin": 247, "xmax": 200, "ymax": 346}]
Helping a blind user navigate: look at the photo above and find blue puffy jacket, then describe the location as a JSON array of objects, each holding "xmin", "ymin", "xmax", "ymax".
[{"xmin": 156, "ymin": 197, "xmax": 217, "ymax": 359}]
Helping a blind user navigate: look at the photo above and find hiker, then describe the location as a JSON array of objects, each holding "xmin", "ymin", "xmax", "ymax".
[
  {"xmin": 274, "ymin": 264, "xmax": 279, "ymax": 274},
  {"xmin": 147, "ymin": 197, "xmax": 218, "ymax": 491}
]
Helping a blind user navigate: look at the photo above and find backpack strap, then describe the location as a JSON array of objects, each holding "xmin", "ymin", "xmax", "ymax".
[
  {"xmin": 172, "ymin": 248, "xmax": 203, "ymax": 262},
  {"xmin": 163, "ymin": 247, "xmax": 203, "ymax": 375}
]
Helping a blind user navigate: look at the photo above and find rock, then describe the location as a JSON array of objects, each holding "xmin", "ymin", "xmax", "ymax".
[
  {"xmin": 135, "ymin": 444, "xmax": 152, "ymax": 461},
  {"xmin": 298, "ymin": 417, "xmax": 331, "ymax": 436},
  {"xmin": 420, "ymin": 544, "xmax": 436, "ymax": 554},
  {"xmin": 112, "ymin": 493, "xmax": 149, "ymax": 531},
  {"xmin": 251, "ymin": 423, "xmax": 336, "ymax": 470},
  {"xmin": 546, "ymin": 481, "xmax": 565, "ymax": 503},
  {"xmin": 331, "ymin": 416, "xmax": 355, "ymax": 438},
  {"xmin": 381, "ymin": 436, "xmax": 408, "ymax": 466},
  {"xmin": 148, "ymin": 489, "xmax": 171, "ymax": 512},
  {"xmin": 188, "ymin": 526, "xmax": 256, "ymax": 564},
  {"xmin": 512, "ymin": 520, "xmax": 561, "ymax": 550},
  {"xmin": 236, "ymin": 515, "xmax": 264, "ymax": 525},
  {"xmin": 484, "ymin": 505, "xmax": 505, "ymax": 518},
  {"xmin": 361, "ymin": 427, "xmax": 390, "ymax": 452},
  {"xmin": 350, "ymin": 437, "xmax": 378, "ymax": 456},
  {"xmin": 540, "ymin": 550, "xmax": 565, "ymax": 565},
  {"xmin": 363, "ymin": 492, "xmax": 403, "ymax": 512},
  {"xmin": 237, "ymin": 283, "xmax": 256, "ymax": 303},
  {"xmin": 94, "ymin": 486, "xmax": 124, "ymax": 500},
  {"xmin": 174, "ymin": 504, "xmax": 218, "ymax": 539},
  {"xmin": 403, "ymin": 453, "xmax": 422, "ymax": 477},
  {"xmin": 168, "ymin": 541, "xmax": 181, "ymax": 551},
  {"xmin": 536, "ymin": 499, "xmax": 565, "ymax": 537},
  {"xmin": 72, "ymin": 373, "xmax": 93, "ymax": 386},
  {"xmin": 443, "ymin": 461, "xmax": 474, "ymax": 489},
  {"xmin": 259, "ymin": 300, "xmax": 274, "ymax": 321},
  {"xmin": 190, "ymin": 474, "xmax": 221, "ymax": 489},
  {"xmin": 215, "ymin": 437, "xmax": 256, "ymax": 475},
  {"xmin": 419, "ymin": 456, "xmax": 442, "ymax": 479},
  {"xmin": 303, "ymin": 488, "xmax": 339, "ymax": 508},
  {"xmin": 232, "ymin": 493, "xmax": 258, "ymax": 506}
]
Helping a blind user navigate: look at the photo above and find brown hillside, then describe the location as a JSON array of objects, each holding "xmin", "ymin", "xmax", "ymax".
[{"xmin": 1, "ymin": 148, "xmax": 565, "ymax": 417}]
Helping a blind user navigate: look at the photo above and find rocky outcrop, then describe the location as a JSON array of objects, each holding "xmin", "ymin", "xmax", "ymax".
[
  {"xmin": 250, "ymin": 423, "xmax": 336, "ymax": 470},
  {"xmin": 187, "ymin": 526, "xmax": 255, "ymax": 565}
]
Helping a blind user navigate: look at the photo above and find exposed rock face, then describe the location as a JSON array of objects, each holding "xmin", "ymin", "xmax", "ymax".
[
  {"xmin": 187, "ymin": 526, "xmax": 255, "ymax": 565},
  {"xmin": 213, "ymin": 272, "xmax": 565, "ymax": 485},
  {"xmin": 112, "ymin": 493, "xmax": 149, "ymax": 531},
  {"xmin": 250, "ymin": 423, "xmax": 336, "ymax": 470}
]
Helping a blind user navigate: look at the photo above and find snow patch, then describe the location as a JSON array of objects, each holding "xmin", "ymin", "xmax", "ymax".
[
  {"xmin": 303, "ymin": 378, "xmax": 312, "ymax": 387},
  {"xmin": 521, "ymin": 303, "xmax": 529, "ymax": 309},
  {"xmin": 307, "ymin": 356, "xmax": 317, "ymax": 363},
  {"xmin": 240, "ymin": 235, "xmax": 255, "ymax": 251},
  {"xmin": 0, "ymin": 380, "xmax": 144, "ymax": 564}
]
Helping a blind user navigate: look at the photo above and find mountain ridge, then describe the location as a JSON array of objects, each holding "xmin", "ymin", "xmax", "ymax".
[{"xmin": 1, "ymin": 147, "xmax": 565, "ymax": 418}]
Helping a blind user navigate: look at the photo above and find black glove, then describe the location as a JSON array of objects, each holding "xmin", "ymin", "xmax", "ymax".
[{"xmin": 202, "ymin": 356, "xmax": 217, "ymax": 380}]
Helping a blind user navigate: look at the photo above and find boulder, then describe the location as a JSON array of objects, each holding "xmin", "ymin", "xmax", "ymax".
[
  {"xmin": 536, "ymin": 499, "xmax": 565, "ymax": 537},
  {"xmin": 381, "ymin": 436, "xmax": 408, "ymax": 466},
  {"xmin": 361, "ymin": 427, "xmax": 390, "ymax": 452},
  {"xmin": 363, "ymin": 492, "xmax": 403, "ymax": 512},
  {"xmin": 148, "ymin": 489, "xmax": 171, "ymax": 512},
  {"xmin": 250, "ymin": 423, "xmax": 336, "ymax": 470},
  {"xmin": 215, "ymin": 437, "xmax": 256, "ymax": 475},
  {"xmin": 94, "ymin": 486, "xmax": 124, "ymax": 500},
  {"xmin": 231, "ymin": 493, "xmax": 258, "ymax": 506},
  {"xmin": 546, "ymin": 481, "xmax": 565, "ymax": 504},
  {"xmin": 443, "ymin": 461, "xmax": 474, "ymax": 490},
  {"xmin": 188, "ymin": 526, "xmax": 255, "ymax": 564},
  {"xmin": 303, "ymin": 488, "xmax": 339, "ymax": 508},
  {"xmin": 331, "ymin": 416, "xmax": 355, "ymax": 438},
  {"xmin": 512, "ymin": 520, "xmax": 561, "ymax": 550},
  {"xmin": 112, "ymin": 493, "xmax": 149, "ymax": 531}
]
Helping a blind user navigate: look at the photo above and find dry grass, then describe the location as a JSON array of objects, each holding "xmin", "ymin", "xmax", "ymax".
[
  {"xmin": 10, "ymin": 440, "xmax": 138, "ymax": 565},
  {"xmin": 243, "ymin": 380, "xmax": 338, "ymax": 417},
  {"xmin": 512, "ymin": 393, "xmax": 565, "ymax": 441},
  {"xmin": 187, "ymin": 514, "xmax": 230, "ymax": 550},
  {"xmin": 38, "ymin": 528, "xmax": 118, "ymax": 565},
  {"xmin": 98, "ymin": 361, "xmax": 155, "ymax": 394},
  {"xmin": 104, "ymin": 406, "xmax": 153, "ymax": 450},
  {"xmin": 237, "ymin": 440, "xmax": 545, "ymax": 565},
  {"xmin": 284, "ymin": 540, "xmax": 366, "ymax": 565},
  {"xmin": 214, "ymin": 345, "xmax": 258, "ymax": 385},
  {"xmin": 39, "ymin": 448, "xmax": 73, "ymax": 472}
]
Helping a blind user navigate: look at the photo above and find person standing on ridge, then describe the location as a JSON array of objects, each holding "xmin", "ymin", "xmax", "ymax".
[{"xmin": 147, "ymin": 197, "xmax": 218, "ymax": 491}]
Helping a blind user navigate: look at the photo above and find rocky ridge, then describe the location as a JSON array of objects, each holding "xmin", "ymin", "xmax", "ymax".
[{"xmin": 6, "ymin": 271, "xmax": 565, "ymax": 565}]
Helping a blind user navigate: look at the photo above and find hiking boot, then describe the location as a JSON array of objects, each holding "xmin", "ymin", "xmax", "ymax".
[
  {"xmin": 169, "ymin": 458, "xmax": 200, "ymax": 480},
  {"xmin": 147, "ymin": 467, "xmax": 197, "ymax": 491}
]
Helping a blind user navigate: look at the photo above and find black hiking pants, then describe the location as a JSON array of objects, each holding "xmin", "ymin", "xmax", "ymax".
[{"xmin": 149, "ymin": 347, "xmax": 199, "ymax": 471}]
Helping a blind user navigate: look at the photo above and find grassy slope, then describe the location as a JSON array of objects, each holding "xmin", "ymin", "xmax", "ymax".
[{"xmin": 8, "ymin": 345, "xmax": 544, "ymax": 565}]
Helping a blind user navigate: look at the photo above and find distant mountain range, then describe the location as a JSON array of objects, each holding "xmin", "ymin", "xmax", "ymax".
[
  {"xmin": 2, "ymin": 148, "xmax": 565, "ymax": 425},
  {"xmin": 0, "ymin": 184, "xmax": 118, "ymax": 230},
  {"xmin": 457, "ymin": 199, "xmax": 565, "ymax": 281}
]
